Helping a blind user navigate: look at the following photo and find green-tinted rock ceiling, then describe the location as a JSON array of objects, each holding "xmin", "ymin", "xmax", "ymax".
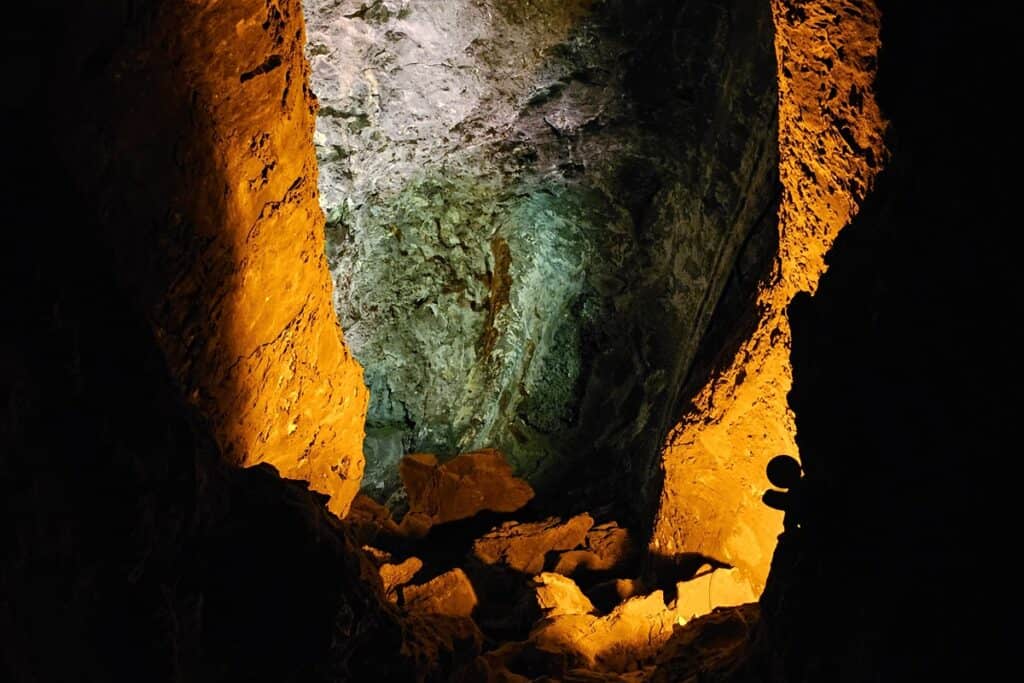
[{"xmin": 303, "ymin": 0, "xmax": 779, "ymax": 505}]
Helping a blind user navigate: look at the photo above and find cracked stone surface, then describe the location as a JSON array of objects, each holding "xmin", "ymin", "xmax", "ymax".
[
  {"xmin": 471, "ymin": 514, "xmax": 594, "ymax": 575},
  {"xmin": 57, "ymin": 0, "xmax": 371, "ymax": 517},
  {"xmin": 303, "ymin": 0, "xmax": 780, "ymax": 503}
]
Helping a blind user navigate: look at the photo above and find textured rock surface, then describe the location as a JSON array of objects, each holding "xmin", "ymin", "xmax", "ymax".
[
  {"xmin": 303, "ymin": 0, "xmax": 780, "ymax": 501},
  {"xmin": 347, "ymin": 492, "xmax": 404, "ymax": 543},
  {"xmin": 380, "ymin": 556, "xmax": 424, "ymax": 601},
  {"xmin": 649, "ymin": 0, "xmax": 886, "ymax": 595},
  {"xmin": 510, "ymin": 567, "xmax": 756, "ymax": 676},
  {"xmin": 402, "ymin": 613, "xmax": 485, "ymax": 682},
  {"xmin": 404, "ymin": 568, "xmax": 479, "ymax": 618},
  {"xmin": 554, "ymin": 521, "xmax": 635, "ymax": 576},
  {"xmin": 2, "ymin": 3, "xmax": 419, "ymax": 680},
  {"xmin": 535, "ymin": 573, "xmax": 597, "ymax": 618},
  {"xmin": 742, "ymin": 1, "xmax": 1014, "ymax": 678},
  {"xmin": 56, "ymin": 0, "xmax": 369, "ymax": 516},
  {"xmin": 528, "ymin": 590, "xmax": 692, "ymax": 673},
  {"xmin": 7, "ymin": 1, "xmax": 1009, "ymax": 680},
  {"xmin": 399, "ymin": 449, "xmax": 535, "ymax": 532},
  {"xmin": 672, "ymin": 568, "xmax": 758, "ymax": 623},
  {"xmin": 472, "ymin": 514, "xmax": 595, "ymax": 575},
  {"xmin": 646, "ymin": 604, "xmax": 760, "ymax": 682}
]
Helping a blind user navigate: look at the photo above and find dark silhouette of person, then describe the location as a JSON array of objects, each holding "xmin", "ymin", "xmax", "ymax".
[{"xmin": 762, "ymin": 454, "xmax": 805, "ymax": 534}]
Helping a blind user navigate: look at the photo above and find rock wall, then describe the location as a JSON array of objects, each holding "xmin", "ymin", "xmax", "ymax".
[
  {"xmin": 750, "ymin": 1, "xmax": 1014, "ymax": 677},
  {"xmin": 304, "ymin": 0, "xmax": 780, "ymax": 503},
  {"xmin": 649, "ymin": 0, "xmax": 886, "ymax": 594},
  {"xmin": 55, "ymin": 0, "xmax": 368, "ymax": 515},
  {"xmin": 3, "ymin": 3, "xmax": 407, "ymax": 680}
]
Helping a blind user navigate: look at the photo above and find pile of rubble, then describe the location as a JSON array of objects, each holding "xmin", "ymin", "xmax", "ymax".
[{"xmin": 345, "ymin": 449, "xmax": 759, "ymax": 681}]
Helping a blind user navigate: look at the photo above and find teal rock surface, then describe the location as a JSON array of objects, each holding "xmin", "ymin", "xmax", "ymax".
[{"xmin": 304, "ymin": 0, "xmax": 779, "ymax": 507}]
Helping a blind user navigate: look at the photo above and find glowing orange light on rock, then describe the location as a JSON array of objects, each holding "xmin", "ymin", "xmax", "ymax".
[
  {"xmin": 127, "ymin": 0, "xmax": 370, "ymax": 517},
  {"xmin": 650, "ymin": 0, "xmax": 887, "ymax": 599},
  {"xmin": 215, "ymin": 3, "xmax": 370, "ymax": 517}
]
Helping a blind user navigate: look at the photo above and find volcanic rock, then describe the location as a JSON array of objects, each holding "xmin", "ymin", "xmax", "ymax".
[
  {"xmin": 403, "ymin": 613, "xmax": 485, "ymax": 682},
  {"xmin": 399, "ymin": 449, "xmax": 534, "ymax": 535},
  {"xmin": 404, "ymin": 568, "xmax": 479, "ymax": 618},
  {"xmin": 534, "ymin": 573, "xmax": 596, "ymax": 618},
  {"xmin": 646, "ymin": 604, "xmax": 760, "ymax": 683},
  {"xmin": 553, "ymin": 521, "xmax": 635, "ymax": 576},
  {"xmin": 304, "ymin": 0, "xmax": 783, "ymax": 508},
  {"xmin": 528, "ymin": 591, "xmax": 680, "ymax": 673},
  {"xmin": 346, "ymin": 492, "xmax": 403, "ymax": 544},
  {"xmin": 380, "ymin": 557, "xmax": 424, "ymax": 602},
  {"xmin": 472, "ymin": 514, "xmax": 594, "ymax": 575}
]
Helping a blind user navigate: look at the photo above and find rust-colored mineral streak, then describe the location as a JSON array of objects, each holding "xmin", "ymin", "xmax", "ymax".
[{"xmin": 650, "ymin": 0, "xmax": 887, "ymax": 594}]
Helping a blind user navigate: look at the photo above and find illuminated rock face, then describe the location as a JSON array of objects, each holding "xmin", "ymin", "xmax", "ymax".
[
  {"xmin": 58, "ymin": 0, "xmax": 369, "ymax": 515},
  {"xmin": 759, "ymin": 2, "xmax": 1013, "ymax": 675},
  {"xmin": 650, "ymin": 0, "xmax": 887, "ymax": 595},
  {"xmin": 471, "ymin": 514, "xmax": 595, "ymax": 575},
  {"xmin": 304, "ymin": 0, "xmax": 780, "ymax": 502}
]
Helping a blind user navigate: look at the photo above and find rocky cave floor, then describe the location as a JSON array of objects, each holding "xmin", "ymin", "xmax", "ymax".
[{"xmin": 340, "ymin": 448, "xmax": 761, "ymax": 681}]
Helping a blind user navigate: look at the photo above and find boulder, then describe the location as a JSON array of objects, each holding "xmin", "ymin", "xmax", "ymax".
[
  {"xmin": 671, "ymin": 567, "xmax": 757, "ymax": 623},
  {"xmin": 346, "ymin": 493, "xmax": 402, "ymax": 544},
  {"xmin": 472, "ymin": 514, "xmax": 593, "ymax": 575},
  {"xmin": 402, "ymin": 613, "xmax": 484, "ymax": 682},
  {"xmin": 399, "ymin": 449, "xmax": 535, "ymax": 536},
  {"xmin": 646, "ymin": 604, "xmax": 760, "ymax": 683},
  {"xmin": 529, "ymin": 591, "xmax": 679, "ymax": 673},
  {"xmin": 553, "ymin": 522, "xmax": 634, "ymax": 576},
  {"xmin": 525, "ymin": 567, "xmax": 758, "ymax": 674},
  {"xmin": 380, "ymin": 557, "xmax": 424, "ymax": 602},
  {"xmin": 404, "ymin": 568, "xmax": 479, "ymax": 618},
  {"xmin": 535, "ymin": 573, "xmax": 596, "ymax": 618}
]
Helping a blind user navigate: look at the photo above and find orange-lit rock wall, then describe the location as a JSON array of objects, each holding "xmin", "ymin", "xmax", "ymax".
[
  {"xmin": 650, "ymin": 0, "xmax": 886, "ymax": 594},
  {"xmin": 58, "ymin": 1, "xmax": 368, "ymax": 515}
]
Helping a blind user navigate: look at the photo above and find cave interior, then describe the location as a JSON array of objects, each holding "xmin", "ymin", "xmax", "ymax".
[{"xmin": 0, "ymin": 0, "xmax": 1012, "ymax": 681}]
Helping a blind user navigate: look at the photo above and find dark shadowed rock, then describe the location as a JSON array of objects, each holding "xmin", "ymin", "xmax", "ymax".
[
  {"xmin": 347, "ymin": 492, "xmax": 404, "ymax": 544},
  {"xmin": 2, "ymin": 2, "xmax": 407, "ymax": 680},
  {"xmin": 402, "ymin": 613, "xmax": 485, "ymax": 683},
  {"xmin": 553, "ymin": 521, "xmax": 635, "ymax": 577},
  {"xmin": 399, "ymin": 449, "xmax": 535, "ymax": 535},
  {"xmin": 646, "ymin": 604, "xmax": 760, "ymax": 682}
]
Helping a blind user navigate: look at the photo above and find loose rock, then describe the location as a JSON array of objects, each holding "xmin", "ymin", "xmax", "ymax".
[
  {"xmin": 472, "ymin": 514, "xmax": 594, "ymax": 575},
  {"xmin": 399, "ymin": 449, "xmax": 535, "ymax": 536},
  {"xmin": 553, "ymin": 521, "xmax": 634, "ymax": 576},
  {"xmin": 380, "ymin": 556, "xmax": 424, "ymax": 602},
  {"xmin": 535, "ymin": 573, "xmax": 596, "ymax": 618},
  {"xmin": 404, "ymin": 568, "xmax": 479, "ymax": 618}
]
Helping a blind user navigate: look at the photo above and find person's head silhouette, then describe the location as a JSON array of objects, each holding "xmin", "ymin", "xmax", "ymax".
[{"xmin": 766, "ymin": 454, "xmax": 802, "ymax": 489}]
